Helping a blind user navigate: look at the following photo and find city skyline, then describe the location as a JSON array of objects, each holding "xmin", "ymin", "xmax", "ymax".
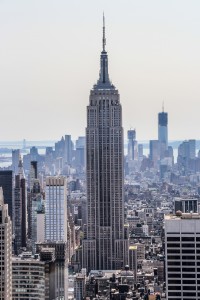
[
  {"xmin": 1, "ymin": 6, "xmax": 200, "ymax": 296},
  {"xmin": 1, "ymin": 0, "xmax": 200, "ymax": 141}
]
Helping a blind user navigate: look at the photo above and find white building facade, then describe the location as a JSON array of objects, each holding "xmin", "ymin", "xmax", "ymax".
[
  {"xmin": 45, "ymin": 176, "xmax": 67, "ymax": 242},
  {"xmin": 44, "ymin": 176, "xmax": 68, "ymax": 299},
  {"xmin": 165, "ymin": 213, "xmax": 200, "ymax": 300}
]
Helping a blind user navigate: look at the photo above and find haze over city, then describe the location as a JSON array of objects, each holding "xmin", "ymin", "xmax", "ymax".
[
  {"xmin": 2, "ymin": 1, "xmax": 200, "ymax": 299},
  {"xmin": 0, "ymin": 0, "xmax": 200, "ymax": 141}
]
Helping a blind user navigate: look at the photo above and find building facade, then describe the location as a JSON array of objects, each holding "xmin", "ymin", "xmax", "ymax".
[
  {"xmin": 12, "ymin": 253, "xmax": 45, "ymax": 299},
  {"xmin": 149, "ymin": 140, "xmax": 160, "ymax": 168},
  {"xmin": 127, "ymin": 129, "xmax": 137, "ymax": 161},
  {"xmin": 82, "ymin": 16, "xmax": 129, "ymax": 272},
  {"xmin": 45, "ymin": 176, "xmax": 67, "ymax": 242},
  {"xmin": 44, "ymin": 176, "xmax": 68, "ymax": 299},
  {"xmin": 158, "ymin": 111, "xmax": 168, "ymax": 147},
  {"xmin": 12, "ymin": 149, "xmax": 20, "ymax": 176},
  {"xmin": 36, "ymin": 241, "xmax": 68, "ymax": 300},
  {"xmin": 165, "ymin": 213, "xmax": 200, "ymax": 299},
  {"xmin": 0, "ymin": 187, "xmax": 12, "ymax": 300},
  {"xmin": 0, "ymin": 171, "xmax": 13, "ymax": 221},
  {"xmin": 14, "ymin": 157, "xmax": 27, "ymax": 254}
]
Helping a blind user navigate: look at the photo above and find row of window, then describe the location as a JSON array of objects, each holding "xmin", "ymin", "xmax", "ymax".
[{"xmin": 167, "ymin": 237, "xmax": 200, "ymax": 241}]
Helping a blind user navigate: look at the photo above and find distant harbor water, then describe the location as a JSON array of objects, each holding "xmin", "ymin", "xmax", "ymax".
[
  {"xmin": 0, "ymin": 140, "xmax": 189, "ymax": 168},
  {"xmin": 0, "ymin": 140, "xmax": 55, "ymax": 168}
]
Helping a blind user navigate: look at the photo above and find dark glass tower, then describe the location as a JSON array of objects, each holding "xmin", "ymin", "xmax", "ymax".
[
  {"xmin": 158, "ymin": 106, "xmax": 168, "ymax": 158},
  {"xmin": 82, "ymin": 16, "xmax": 129, "ymax": 272},
  {"xmin": 158, "ymin": 110, "xmax": 168, "ymax": 146},
  {"xmin": 14, "ymin": 157, "xmax": 27, "ymax": 254},
  {"xmin": 0, "ymin": 170, "xmax": 13, "ymax": 221}
]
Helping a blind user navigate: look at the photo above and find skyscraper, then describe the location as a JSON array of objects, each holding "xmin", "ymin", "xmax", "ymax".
[
  {"xmin": 127, "ymin": 129, "xmax": 137, "ymax": 161},
  {"xmin": 44, "ymin": 176, "xmax": 68, "ymax": 299},
  {"xmin": 14, "ymin": 157, "xmax": 27, "ymax": 254},
  {"xmin": 12, "ymin": 149, "xmax": 20, "ymax": 176},
  {"xmin": 82, "ymin": 16, "xmax": 129, "ymax": 272},
  {"xmin": 0, "ymin": 171, "xmax": 13, "ymax": 221},
  {"xmin": 0, "ymin": 187, "xmax": 12, "ymax": 300},
  {"xmin": 165, "ymin": 212, "xmax": 200, "ymax": 299},
  {"xmin": 158, "ymin": 106, "xmax": 168, "ymax": 158},
  {"xmin": 29, "ymin": 161, "xmax": 38, "ymax": 191},
  {"xmin": 45, "ymin": 176, "xmax": 67, "ymax": 242},
  {"xmin": 177, "ymin": 139, "xmax": 196, "ymax": 172},
  {"xmin": 149, "ymin": 140, "xmax": 160, "ymax": 168},
  {"xmin": 12, "ymin": 253, "xmax": 45, "ymax": 299},
  {"xmin": 64, "ymin": 134, "xmax": 73, "ymax": 165}
]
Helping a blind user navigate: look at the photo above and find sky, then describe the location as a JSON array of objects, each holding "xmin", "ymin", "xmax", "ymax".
[{"xmin": 0, "ymin": 0, "xmax": 200, "ymax": 142}]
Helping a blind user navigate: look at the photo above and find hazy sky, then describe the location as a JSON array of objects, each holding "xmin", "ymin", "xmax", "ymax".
[{"xmin": 0, "ymin": 0, "xmax": 200, "ymax": 141}]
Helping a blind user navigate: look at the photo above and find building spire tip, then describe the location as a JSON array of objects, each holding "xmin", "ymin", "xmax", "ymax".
[
  {"xmin": 102, "ymin": 12, "xmax": 106, "ymax": 51},
  {"xmin": 162, "ymin": 101, "xmax": 164, "ymax": 112}
]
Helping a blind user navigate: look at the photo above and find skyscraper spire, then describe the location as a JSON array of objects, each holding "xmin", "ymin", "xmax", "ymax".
[
  {"xmin": 102, "ymin": 13, "xmax": 106, "ymax": 52},
  {"xmin": 83, "ymin": 16, "xmax": 129, "ymax": 272},
  {"xmin": 94, "ymin": 14, "xmax": 114, "ymax": 89}
]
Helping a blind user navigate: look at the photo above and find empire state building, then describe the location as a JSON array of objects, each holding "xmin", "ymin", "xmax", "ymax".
[{"xmin": 82, "ymin": 17, "xmax": 129, "ymax": 272}]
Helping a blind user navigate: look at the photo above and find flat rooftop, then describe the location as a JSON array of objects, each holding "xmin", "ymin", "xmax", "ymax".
[{"xmin": 165, "ymin": 213, "xmax": 200, "ymax": 220}]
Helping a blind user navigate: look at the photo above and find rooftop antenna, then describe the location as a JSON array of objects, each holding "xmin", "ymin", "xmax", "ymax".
[
  {"xmin": 162, "ymin": 101, "xmax": 164, "ymax": 112},
  {"xmin": 103, "ymin": 12, "xmax": 106, "ymax": 51}
]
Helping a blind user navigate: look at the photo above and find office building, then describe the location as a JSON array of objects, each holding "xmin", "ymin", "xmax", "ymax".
[
  {"xmin": 36, "ymin": 242, "xmax": 68, "ymax": 300},
  {"xmin": 177, "ymin": 139, "xmax": 196, "ymax": 172},
  {"xmin": 30, "ymin": 190, "xmax": 45, "ymax": 254},
  {"xmin": 12, "ymin": 252, "xmax": 45, "ymax": 299},
  {"xmin": 44, "ymin": 176, "xmax": 68, "ymax": 299},
  {"xmin": 55, "ymin": 137, "xmax": 65, "ymax": 159},
  {"xmin": 0, "ymin": 187, "xmax": 12, "ymax": 300},
  {"xmin": 45, "ymin": 176, "xmax": 67, "ymax": 242},
  {"xmin": 165, "ymin": 212, "xmax": 200, "ymax": 299},
  {"xmin": 174, "ymin": 197, "xmax": 198, "ymax": 213},
  {"xmin": 75, "ymin": 136, "xmax": 86, "ymax": 171},
  {"xmin": 82, "ymin": 16, "xmax": 129, "ymax": 272},
  {"xmin": 74, "ymin": 269, "xmax": 86, "ymax": 300},
  {"xmin": 14, "ymin": 157, "xmax": 27, "ymax": 254},
  {"xmin": 64, "ymin": 134, "xmax": 73, "ymax": 165},
  {"xmin": 12, "ymin": 149, "xmax": 20, "ymax": 176},
  {"xmin": 149, "ymin": 140, "xmax": 160, "ymax": 168},
  {"xmin": 189, "ymin": 139, "xmax": 196, "ymax": 159},
  {"xmin": 27, "ymin": 161, "xmax": 41, "ymax": 241},
  {"xmin": 178, "ymin": 140, "xmax": 196, "ymax": 160},
  {"xmin": 29, "ymin": 160, "xmax": 38, "ymax": 191},
  {"xmin": 138, "ymin": 144, "xmax": 143, "ymax": 160},
  {"xmin": 129, "ymin": 245, "xmax": 137, "ymax": 281},
  {"xmin": 30, "ymin": 146, "xmax": 39, "ymax": 161},
  {"xmin": 27, "ymin": 161, "xmax": 44, "ymax": 253},
  {"xmin": 0, "ymin": 171, "xmax": 13, "ymax": 221},
  {"xmin": 127, "ymin": 129, "xmax": 138, "ymax": 161},
  {"xmin": 158, "ymin": 108, "xmax": 168, "ymax": 158}
]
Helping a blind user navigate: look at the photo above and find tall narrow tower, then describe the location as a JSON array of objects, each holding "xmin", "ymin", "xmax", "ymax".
[
  {"xmin": 83, "ymin": 16, "xmax": 129, "ymax": 272},
  {"xmin": 158, "ymin": 104, "xmax": 168, "ymax": 158},
  {"xmin": 44, "ymin": 176, "xmax": 68, "ymax": 300},
  {"xmin": 14, "ymin": 156, "xmax": 27, "ymax": 254}
]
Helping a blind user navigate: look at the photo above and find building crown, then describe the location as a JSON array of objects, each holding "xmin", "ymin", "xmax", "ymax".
[{"xmin": 93, "ymin": 14, "xmax": 115, "ymax": 90}]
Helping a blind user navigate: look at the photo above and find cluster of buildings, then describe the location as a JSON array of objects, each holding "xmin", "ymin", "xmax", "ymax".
[{"xmin": 1, "ymin": 18, "xmax": 200, "ymax": 300}]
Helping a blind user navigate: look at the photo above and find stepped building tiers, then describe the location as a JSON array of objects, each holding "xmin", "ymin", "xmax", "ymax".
[{"xmin": 82, "ymin": 16, "xmax": 129, "ymax": 272}]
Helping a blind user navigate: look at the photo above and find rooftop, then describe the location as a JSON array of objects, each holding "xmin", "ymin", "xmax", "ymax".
[{"xmin": 165, "ymin": 212, "xmax": 200, "ymax": 220}]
